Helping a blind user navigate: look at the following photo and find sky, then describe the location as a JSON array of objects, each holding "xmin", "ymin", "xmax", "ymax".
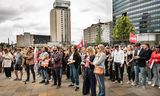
[{"xmin": 0, "ymin": 0, "xmax": 112, "ymax": 44}]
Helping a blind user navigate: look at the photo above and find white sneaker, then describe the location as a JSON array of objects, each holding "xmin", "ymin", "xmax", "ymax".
[
  {"xmin": 148, "ymin": 81, "xmax": 152, "ymax": 85},
  {"xmin": 151, "ymin": 84, "xmax": 155, "ymax": 87},
  {"xmin": 127, "ymin": 81, "xmax": 131, "ymax": 84},
  {"xmin": 158, "ymin": 87, "xmax": 160, "ymax": 89},
  {"xmin": 131, "ymin": 82, "xmax": 136, "ymax": 86},
  {"xmin": 120, "ymin": 81, "xmax": 123, "ymax": 85},
  {"xmin": 113, "ymin": 81, "xmax": 118, "ymax": 83}
]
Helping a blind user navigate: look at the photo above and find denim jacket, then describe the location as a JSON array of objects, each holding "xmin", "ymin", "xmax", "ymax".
[{"xmin": 93, "ymin": 52, "xmax": 106, "ymax": 68}]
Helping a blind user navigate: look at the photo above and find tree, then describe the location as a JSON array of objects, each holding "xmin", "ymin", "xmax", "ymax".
[
  {"xmin": 113, "ymin": 16, "xmax": 136, "ymax": 42},
  {"xmin": 95, "ymin": 24, "xmax": 104, "ymax": 45}
]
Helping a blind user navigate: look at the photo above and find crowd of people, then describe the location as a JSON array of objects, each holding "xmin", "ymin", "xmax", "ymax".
[{"xmin": 0, "ymin": 43, "xmax": 160, "ymax": 96}]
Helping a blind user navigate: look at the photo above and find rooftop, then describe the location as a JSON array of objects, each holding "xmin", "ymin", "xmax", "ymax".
[{"xmin": 53, "ymin": 0, "xmax": 70, "ymax": 8}]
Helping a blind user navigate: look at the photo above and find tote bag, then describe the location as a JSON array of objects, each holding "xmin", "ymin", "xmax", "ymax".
[{"xmin": 93, "ymin": 55, "xmax": 104, "ymax": 75}]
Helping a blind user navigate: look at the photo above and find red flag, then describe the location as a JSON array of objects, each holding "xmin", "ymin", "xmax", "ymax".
[
  {"xmin": 77, "ymin": 39, "xmax": 84, "ymax": 49},
  {"xmin": 129, "ymin": 32, "xmax": 137, "ymax": 44}
]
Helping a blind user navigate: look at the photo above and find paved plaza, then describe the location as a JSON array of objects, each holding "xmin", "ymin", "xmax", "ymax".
[{"xmin": 0, "ymin": 72, "xmax": 159, "ymax": 96}]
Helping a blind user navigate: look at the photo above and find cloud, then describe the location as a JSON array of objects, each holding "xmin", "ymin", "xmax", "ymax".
[
  {"xmin": 0, "ymin": 0, "xmax": 112, "ymax": 43},
  {"xmin": 0, "ymin": 0, "xmax": 43, "ymax": 23},
  {"xmin": 11, "ymin": 17, "xmax": 23, "ymax": 21},
  {"xmin": 71, "ymin": 0, "xmax": 112, "ymax": 43},
  {"xmin": 0, "ymin": 8, "xmax": 19, "ymax": 23}
]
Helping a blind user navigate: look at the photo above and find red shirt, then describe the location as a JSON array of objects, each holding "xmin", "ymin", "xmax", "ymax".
[{"xmin": 149, "ymin": 52, "xmax": 160, "ymax": 65}]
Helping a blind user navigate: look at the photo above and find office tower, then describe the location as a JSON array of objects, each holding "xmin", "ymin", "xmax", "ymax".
[
  {"xmin": 113, "ymin": 0, "xmax": 160, "ymax": 43},
  {"xmin": 50, "ymin": 0, "xmax": 71, "ymax": 45}
]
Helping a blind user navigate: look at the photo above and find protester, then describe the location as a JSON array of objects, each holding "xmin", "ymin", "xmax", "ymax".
[
  {"xmin": 149, "ymin": 45, "xmax": 160, "ymax": 89},
  {"xmin": 39, "ymin": 47, "xmax": 50, "ymax": 85},
  {"xmin": 133, "ymin": 43, "xmax": 147, "ymax": 89},
  {"xmin": 143, "ymin": 43, "xmax": 152, "ymax": 85},
  {"xmin": 23, "ymin": 47, "xmax": 36, "ymax": 83},
  {"xmin": 64, "ymin": 47, "xmax": 71, "ymax": 79},
  {"xmin": 126, "ymin": 45, "xmax": 135, "ymax": 85},
  {"xmin": 104, "ymin": 47, "xmax": 110, "ymax": 76},
  {"xmin": 34, "ymin": 47, "xmax": 41, "ymax": 75},
  {"xmin": 110, "ymin": 47, "xmax": 116, "ymax": 81},
  {"xmin": 2, "ymin": 48, "xmax": 13, "ymax": 78},
  {"xmin": 93, "ymin": 44, "xmax": 106, "ymax": 96},
  {"xmin": 14, "ymin": 48, "xmax": 23, "ymax": 80},
  {"xmin": 80, "ymin": 47, "xmax": 87, "ymax": 76},
  {"xmin": 113, "ymin": 45, "xmax": 125, "ymax": 84},
  {"xmin": 51, "ymin": 46, "xmax": 63, "ymax": 89},
  {"xmin": 68, "ymin": 45, "xmax": 81, "ymax": 91},
  {"xmin": 82, "ymin": 46, "xmax": 96, "ymax": 96}
]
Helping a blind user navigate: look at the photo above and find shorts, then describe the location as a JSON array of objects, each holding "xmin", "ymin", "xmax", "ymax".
[{"xmin": 15, "ymin": 64, "xmax": 23, "ymax": 71}]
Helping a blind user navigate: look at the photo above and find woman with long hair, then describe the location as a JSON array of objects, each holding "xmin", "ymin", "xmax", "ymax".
[
  {"xmin": 93, "ymin": 44, "xmax": 106, "ymax": 96},
  {"xmin": 82, "ymin": 46, "xmax": 96, "ymax": 96},
  {"xmin": 149, "ymin": 45, "xmax": 160, "ymax": 88},
  {"xmin": 126, "ymin": 45, "xmax": 135, "ymax": 85},
  {"xmin": 64, "ymin": 47, "xmax": 71, "ymax": 79},
  {"xmin": 68, "ymin": 45, "xmax": 81, "ymax": 91}
]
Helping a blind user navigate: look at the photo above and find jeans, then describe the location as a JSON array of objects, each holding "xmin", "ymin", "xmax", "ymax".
[
  {"xmin": 147, "ymin": 67, "xmax": 152, "ymax": 81},
  {"xmin": 54, "ymin": 67, "xmax": 62, "ymax": 86},
  {"xmin": 95, "ymin": 74, "xmax": 105, "ymax": 96},
  {"xmin": 42, "ymin": 67, "xmax": 49, "ymax": 82},
  {"xmin": 134, "ymin": 65, "xmax": 146, "ymax": 86},
  {"xmin": 152, "ymin": 64, "xmax": 160, "ymax": 87},
  {"xmin": 26, "ymin": 64, "xmax": 35, "ymax": 81},
  {"xmin": 70, "ymin": 64, "xmax": 79, "ymax": 86},
  {"xmin": 34, "ymin": 62, "xmax": 40, "ymax": 75}
]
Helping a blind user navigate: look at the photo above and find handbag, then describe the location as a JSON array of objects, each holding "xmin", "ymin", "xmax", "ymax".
[{"xmin": 94, "ymin": 66, "xmax": 104, "ymax": 75}]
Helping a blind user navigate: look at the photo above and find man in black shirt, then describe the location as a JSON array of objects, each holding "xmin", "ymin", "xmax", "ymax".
[
  {"xmin": 144, "ymin": 43, "xmax": 152, "ymax": 85},
  {"xmin": 133, "ymin": 43, "xmax": 148, "ymax": 89}
]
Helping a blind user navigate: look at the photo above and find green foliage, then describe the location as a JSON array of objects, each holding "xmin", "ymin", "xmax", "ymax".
[
  {"xmin": 113, "ymin": 16, "xmax": 136, "ymax": 41},
  {"xmin": 95, "ymin": 25, "xmax": 104, "ymax": 45}
]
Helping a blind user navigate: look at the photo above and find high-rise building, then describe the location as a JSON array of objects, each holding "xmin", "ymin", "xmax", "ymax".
[
  {"xmin": 113, "ymin": 0, "xmax": 160, "ymax": 43},
  {"xmin": 83, "ymin": 21, "xmax": 113, "ymax": 45},
  {"xmin": 50, "ymin": 0, "xmax": 71, "ymax": 45}
]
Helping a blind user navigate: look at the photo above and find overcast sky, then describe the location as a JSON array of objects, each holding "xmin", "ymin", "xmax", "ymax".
[{"xmin": 0, "ymin": 0, "xmax": 112, "ymax": 44}]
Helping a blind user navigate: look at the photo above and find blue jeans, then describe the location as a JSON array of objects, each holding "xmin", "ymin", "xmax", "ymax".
[
  {"xmin": 70, "ymin": 64, "xmax": 79, "ymax": 86},
  {"xmin": 95, "ymin": 74, "xmax": 105, "ymax": 96},
  {"xmin": 42, "ymin": 68, "xmax": 49, "ymax": 82},
  {"xmin": 152, "ymin": 64, "xmax": 160, "ymax": 87},
  {"xmin": 134, "ymin": 65, "xmax": 146, "ymax": 86},
  {"xmin": 34, "ymin": 62, "xmax": 40, "ymax": 74},
  {"xmin": 147, "ymin": 67, "xmax": 152, "ymax": 81}
]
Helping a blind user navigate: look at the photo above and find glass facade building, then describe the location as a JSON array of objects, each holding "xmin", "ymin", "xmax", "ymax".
[{"xmin": 113, "ymin": 0, "xmax": 160, "ymax": 34}]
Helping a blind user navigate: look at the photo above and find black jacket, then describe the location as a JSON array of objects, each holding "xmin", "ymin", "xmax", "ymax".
[
  {"xmin": 134, "ymin": 48, "xmax": 146, "ymax": 67},
  {"xmin": 73, "ymin": 53, "xmax": 82, "ymax": 69},
  {"xmin": 145, "ymin": 49, "xmax": 152, "ymax": 61},
  {"xmin": 89, "ymin": 55, "xmax": 95, "ymax": 69}
]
